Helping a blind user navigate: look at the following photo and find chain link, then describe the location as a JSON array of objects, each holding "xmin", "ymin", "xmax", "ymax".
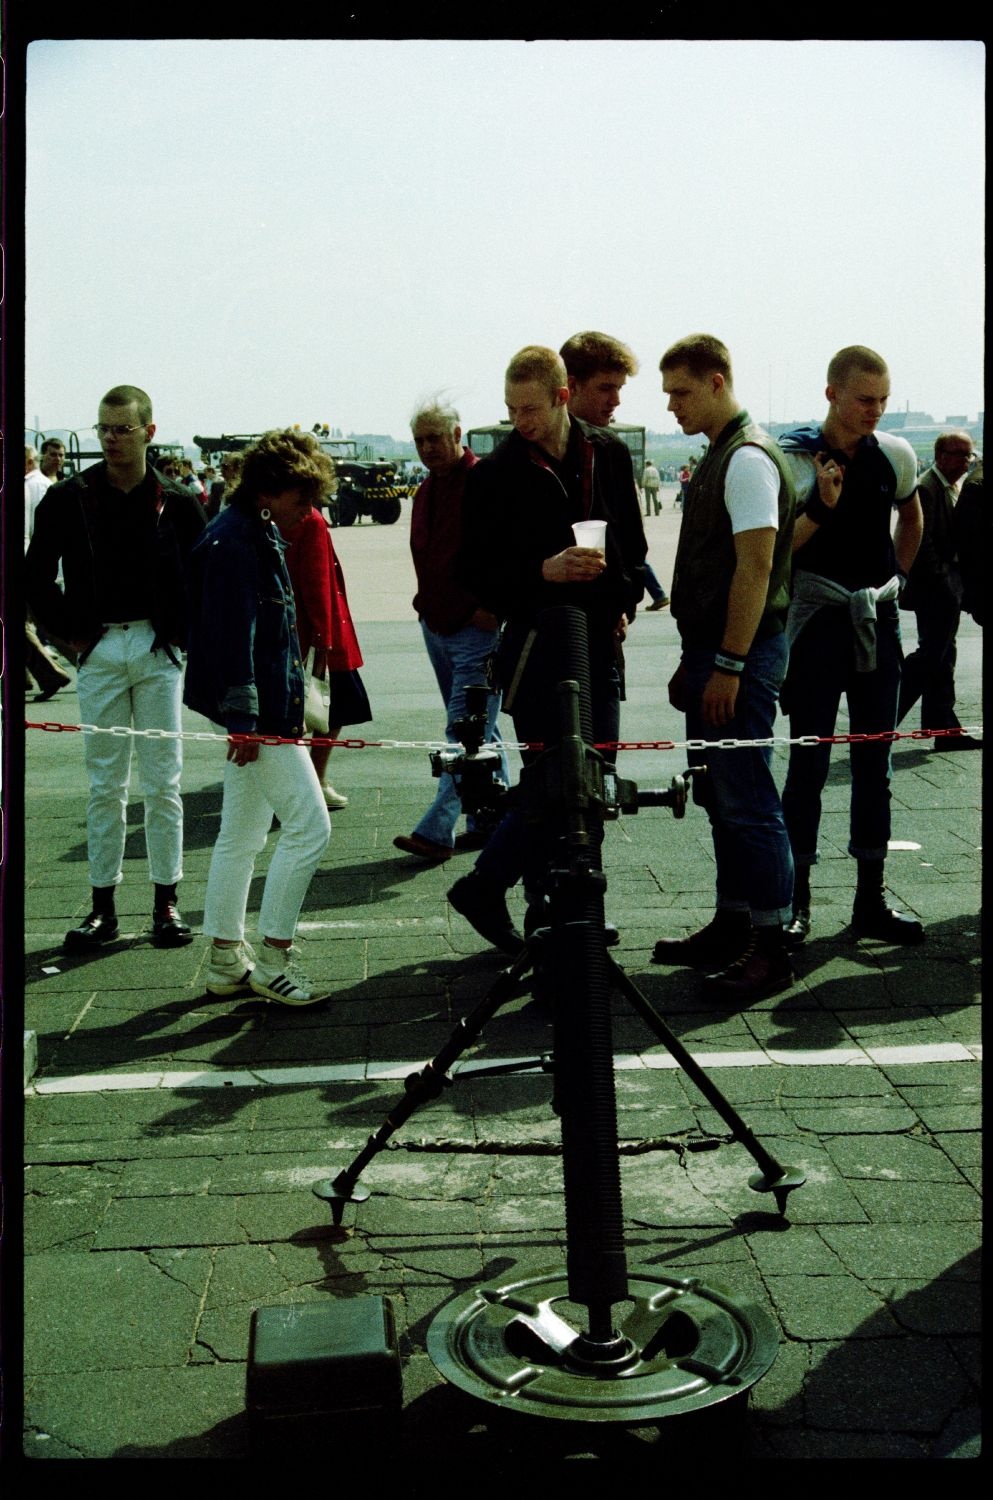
[{"xmin": 24, "ymin": 719, "xmax": 984, "ymax": 753}]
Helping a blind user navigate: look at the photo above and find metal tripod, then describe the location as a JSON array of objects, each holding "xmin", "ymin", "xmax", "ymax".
[{"xmin": 314, "ymin": 607, "xmax": 802, "ymax": 1424}]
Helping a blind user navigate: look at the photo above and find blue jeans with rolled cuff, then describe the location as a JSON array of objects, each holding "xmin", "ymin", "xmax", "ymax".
[{"xmin": 681, "ymin": 633, "xmax": 794, "ymax": 927}]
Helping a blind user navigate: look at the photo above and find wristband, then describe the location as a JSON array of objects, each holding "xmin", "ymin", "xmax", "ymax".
[
  {"xmin": 713, "ymin": 651, "xmax": 745, "ymax": 675},
  {"xmin": 804, "ymin": 491, "xmax": 834, "ymax": 526}
]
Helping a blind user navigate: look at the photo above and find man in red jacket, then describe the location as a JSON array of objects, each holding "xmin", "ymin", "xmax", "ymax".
[{"xmin": 393, "ymin": 399, "xmax": 509, "ymax": 863}]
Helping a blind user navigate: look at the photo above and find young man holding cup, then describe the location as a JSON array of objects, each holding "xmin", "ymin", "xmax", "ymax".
[{"xmin": 446, "ymin": 345, "xmax": 647, "ymax": 952}]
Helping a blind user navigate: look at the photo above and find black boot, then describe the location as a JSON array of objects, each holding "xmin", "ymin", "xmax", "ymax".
[
  {"xmin": 448, "ymin": 873, "xmax": 525, "ymax": 955},
  {"xmin": 702, "ymin": 924, "xmax": 795, "ymax": 1004},
  {"xmin": 152, "ymin": 882, "xmax": 194, "ymax": 948},
  {"xmin": 784, "ymin": 864, "xmax": 812, "ymax": 948},
  {"xmin": 851, "ymin": 859, "xmax": 924, "ymax": 944},
  {"xmin": 652, "ymin": 909, "xmax": 752, "ymax": 968},
  {"xmin": 64, "ymin": 886, "xmax": 120, "ymax": 951}
]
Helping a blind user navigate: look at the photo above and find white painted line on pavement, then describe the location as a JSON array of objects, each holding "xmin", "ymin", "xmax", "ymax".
[{"xmin": 24, "ymin": 1039, "xmax": 980, "ymax": 1096}]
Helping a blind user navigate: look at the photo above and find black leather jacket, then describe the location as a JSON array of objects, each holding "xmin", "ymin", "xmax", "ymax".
[
  {"xmin": 459, "ymin": 418, "xmax": 647, "ymax": 632},
  {"xmin": 25, "ymin": 463, "xmax": 206, "ymax": 663}
]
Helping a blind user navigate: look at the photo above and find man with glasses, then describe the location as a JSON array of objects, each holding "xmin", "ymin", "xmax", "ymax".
[
  {"xmin": 896, "ymin": 431, "xmax": 981, "ymax": 750},
  {"xmin": 26, "ymin": 385, "xmax": 207, "ymax": 952}
]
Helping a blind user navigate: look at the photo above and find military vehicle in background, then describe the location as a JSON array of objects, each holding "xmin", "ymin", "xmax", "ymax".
[
  {"xmin": 466, "ymin": 420, "xmax": 647, "ymax": 478},
  {"xmin": 193, "ymin": 431, "xmax": 408, "ymax": 526}
]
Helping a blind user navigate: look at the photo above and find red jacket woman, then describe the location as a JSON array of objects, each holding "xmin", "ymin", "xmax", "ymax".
[{"xmin": 284, "ymin": 508, "xmax": 370, "ymax": 807}]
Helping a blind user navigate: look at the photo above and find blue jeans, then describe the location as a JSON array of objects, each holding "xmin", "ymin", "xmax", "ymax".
[
  {"xmin": 643, "ymin": 562, "xmax": 669, "ymax": 605},
  {"xmin": 782, "ymin": 602, "xmax": 902, "ymax": 866},
  {"xmin": 682, "ymin": 634, "xmax": 794, "ymax": 926},
  {"xmin": 414, "ymin": 621, "xmax": 508, "ymax": 847}
]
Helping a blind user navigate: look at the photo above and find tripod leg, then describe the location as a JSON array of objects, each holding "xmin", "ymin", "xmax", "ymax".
[
  {"xmin": 607, "ymin": 957, "xmax": 805, "ymax": 1215},
  {"xmin": 314, "ymin": 946, "xmax": 534, "ymax": 1224}
]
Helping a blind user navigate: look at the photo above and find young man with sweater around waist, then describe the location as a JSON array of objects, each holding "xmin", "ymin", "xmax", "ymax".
[{"xmin": 778, "ymin": 345, "xmax": 924, "ymax": 947}]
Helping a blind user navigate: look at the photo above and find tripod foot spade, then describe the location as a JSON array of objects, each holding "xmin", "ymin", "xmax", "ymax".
[
  {"xmin": 747, "ymin": 1167, "xmax": 806, "ymax": 1217},
  {"xmin": 427, "ymin": 1266, "xmax": 779, "ymax": 1424},
  {"xmin": 313, "ymin": 1177, "xmax": 371, "ymax": 1227}
]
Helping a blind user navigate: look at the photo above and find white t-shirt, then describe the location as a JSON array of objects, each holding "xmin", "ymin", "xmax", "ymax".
[
  {"xmin": 24, "ymin": 468, "xmax": 52, "ymax": 552},
  {"xmin": 724, "ymin": 445, "xmax": 781, "ymax": 533}
]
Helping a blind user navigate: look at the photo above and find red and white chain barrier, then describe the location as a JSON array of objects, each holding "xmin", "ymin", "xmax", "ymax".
[{"xmin": 23, "ymin": 720, "xmax": 984, "ymax": 753}]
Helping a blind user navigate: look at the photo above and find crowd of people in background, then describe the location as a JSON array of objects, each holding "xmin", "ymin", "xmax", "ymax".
[{"xmin": 23, "ymin": 338, "xmax": 983, "ymax": 1009}]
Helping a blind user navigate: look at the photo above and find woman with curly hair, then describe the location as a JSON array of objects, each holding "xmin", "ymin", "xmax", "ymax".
[{"xmin": 184, "ymin": 429, "xmax": 336, "ymax": 1005}]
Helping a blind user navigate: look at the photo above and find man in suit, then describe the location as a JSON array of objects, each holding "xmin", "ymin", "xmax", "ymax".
[{"xmin": 897, "ymin": 430, "xmax": 981, "ymax": 750}]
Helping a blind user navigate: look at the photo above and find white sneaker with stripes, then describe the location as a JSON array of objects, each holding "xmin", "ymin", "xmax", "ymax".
[
  {"xmin": 206, "ymin": 940, "xmax": 256, "ymax": 996},
  {"xmin": 249, "ymin": 945, "xmax": 329, "ymax": 1006}
]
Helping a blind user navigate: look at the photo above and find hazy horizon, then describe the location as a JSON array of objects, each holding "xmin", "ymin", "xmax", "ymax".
[{"xmin": 26, "ymin": 39, "xmax": 984, "ymax": 445}]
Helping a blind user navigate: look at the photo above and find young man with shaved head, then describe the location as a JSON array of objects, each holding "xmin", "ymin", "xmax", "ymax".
[
  {"xmin": 778, "ymin": 346, "xmax": 925, "ymax": 946},
  {"xmin": 652, "ymin": 334, "xmax": 796, "ymax": 1001}
]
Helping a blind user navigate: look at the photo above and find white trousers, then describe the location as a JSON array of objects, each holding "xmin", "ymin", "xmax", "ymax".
[
  {"xmin": 76, "ymin": 621, "xmax": 184, "ymax": 889},
  {"xmin": 203, "ymin": 742, "xmax": 331, "ymax": 943}
]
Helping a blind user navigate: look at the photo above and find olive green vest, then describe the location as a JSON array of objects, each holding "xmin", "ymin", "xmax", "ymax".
[{"xmin": 670, "ymin": 410, "xmax": 795, "ymax": 649}]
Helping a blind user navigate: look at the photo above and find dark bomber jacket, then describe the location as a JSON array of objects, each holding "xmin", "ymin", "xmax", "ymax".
[
  {"xmin": 24, "ymin": 462, "xmax": 206, "ymax": 662},
  {"xmin": 458, "ymin": 417, "xmax": 648, "ymax": 636},
  {"xmin": 183, "ymin": 503, "xmax": 306, "ymax": 737}
]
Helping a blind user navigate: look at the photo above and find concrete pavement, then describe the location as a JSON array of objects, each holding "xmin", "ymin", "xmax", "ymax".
[{"xmin": 20, "ymin": 492, "xmax": 982, "ymax": 1462}]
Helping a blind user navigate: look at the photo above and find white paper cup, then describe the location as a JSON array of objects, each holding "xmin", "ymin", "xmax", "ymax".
[{"xmin": 572, "ymin": 520, "xmax": 607, "ymax": 551}]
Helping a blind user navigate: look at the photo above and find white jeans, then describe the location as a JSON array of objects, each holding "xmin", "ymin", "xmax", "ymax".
[
  {"xmin": 203, "ymin": 742, "xmax": 331, "ymax": 943},
  {"xmin": 76, "ymin": 621, "xmax": 184, "ymax": 889}
]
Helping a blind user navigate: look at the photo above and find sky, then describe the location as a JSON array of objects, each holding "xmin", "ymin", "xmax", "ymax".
[{"xmin": 24, "ymin": 37, "xmax": 985, "ymax": 449}]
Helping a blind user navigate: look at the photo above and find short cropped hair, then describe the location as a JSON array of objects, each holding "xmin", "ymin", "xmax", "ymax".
[
  {"xmin": 660, "ymin": 334, "xmax": 733, "ymax": 383},
  {"xmin": 101, "ymin": 385, "xmax": 153, "ymax": 423},
  {"xmin": 934, "ymin": 429, "xmax": 973, "ymax": 458},
  {"xmin": 228, "ymin": 429, "xmax": 336, "ymax": 513},
  {"xmin": 25, "ymin": 445, "xmax": 38, "ymax": 465},
  {"xmin": 505, "ymin": 345, "xmax": 568, "ymax": 395},
  {"xmin": 410, "ymin": 398, "xmax": 460, "ymax": 434},
  {"xmin": 560, "ymin": 331, "xmax": 639, "ymax": 381},
  {"xmin": 826, "ymin": 346, "xmax": 888, "ymax": 388},
  {"xmin": 40, "ymin": 437, "xmax": 65, "ymax": 456}
]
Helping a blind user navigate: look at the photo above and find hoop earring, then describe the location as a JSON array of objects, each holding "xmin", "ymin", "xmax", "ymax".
[{"xmin": 260, "ymin": 507, "xmax": 272, "ymax": 521}]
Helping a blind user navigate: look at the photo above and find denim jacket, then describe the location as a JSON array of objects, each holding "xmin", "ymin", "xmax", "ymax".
[{"xmin": 183, "ymin": 504, "xmax": 305, "ymax": 736}]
